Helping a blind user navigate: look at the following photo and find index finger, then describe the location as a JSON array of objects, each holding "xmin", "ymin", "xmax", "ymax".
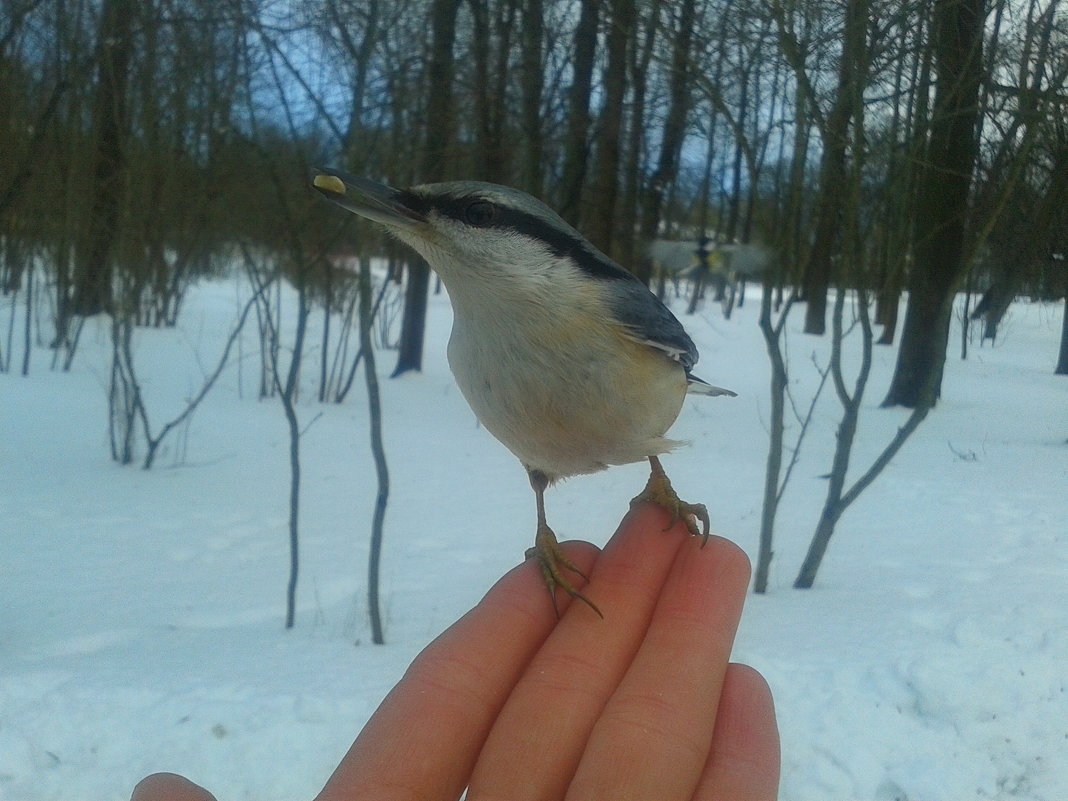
[{"xmin": 314, "ymin": 540, "xmax": 599, "ymax": 801}]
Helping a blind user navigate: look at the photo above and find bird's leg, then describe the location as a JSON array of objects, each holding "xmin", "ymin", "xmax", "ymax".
[
  {"xmin": 631, "ymin": 455, "xmax": 711, "ymax": 544},
  {"xmin": 524, "ymin": 470, "xmax": 603, "ymax": 618}
]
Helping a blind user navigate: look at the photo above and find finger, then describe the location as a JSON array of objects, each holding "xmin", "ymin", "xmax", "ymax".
[
  {"xmin": 694, "ymin": 663, "xmax": 780, "ymax": 801},
  {"xmin": 468, "ymin": 505, "xmax": 692, "ymax": 801},
  {"xmin": 564, "ymin": 536, "xmax": 752, "ymax": 801},
  {"xmin": 131, "ymin": 773, "xmax": 217, "ymax": 801},
  {"xmin": 314, "ymin": 541, "xmax": 599, "ymax": 801}
]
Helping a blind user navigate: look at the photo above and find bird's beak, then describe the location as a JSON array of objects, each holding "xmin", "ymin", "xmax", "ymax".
[{"xmin": 311, "ymin": 168, "xmax": 425, "ymax": 230}]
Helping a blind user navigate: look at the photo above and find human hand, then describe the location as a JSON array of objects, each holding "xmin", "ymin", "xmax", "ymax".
[{"xmin": 133, "ymin": 504, "xmax": 779, "ymax": 801}]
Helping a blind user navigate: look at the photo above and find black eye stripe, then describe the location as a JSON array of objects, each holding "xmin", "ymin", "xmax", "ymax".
[
  {"xmin": 414, "ymin": 195, "xmax": 634, "ymax": 283},
  {"xmin": 495, "ymin": 209, "xmax": 639, "ymax": 283}
]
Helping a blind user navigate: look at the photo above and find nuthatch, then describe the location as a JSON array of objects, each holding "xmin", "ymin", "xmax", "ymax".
[{"xmin": 312, "ymin": 168, "xmax": 735, "ymax": 616}]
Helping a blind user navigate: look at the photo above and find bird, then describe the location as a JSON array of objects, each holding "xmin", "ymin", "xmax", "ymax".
[{"xmin": 312, "ymin": 168, "xmax": 736, "ymax": 616}]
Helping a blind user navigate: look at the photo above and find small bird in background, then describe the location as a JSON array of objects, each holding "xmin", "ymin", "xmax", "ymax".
[{"xmin": 312, "ymin": 168, "xmax": 735, "ymax": 616}]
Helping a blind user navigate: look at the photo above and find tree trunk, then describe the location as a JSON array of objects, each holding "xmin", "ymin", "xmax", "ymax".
[
  {"xmin": 70, "ymin": 0, "xmax": 135, "ymax": 317},
  {"xmin": 469, "ymin": 0, "xmax": 511, "ymax": 183},
  {"xmin": 636, "ymin": 0, "xmax": 697, "ymax": 283},
  {"xmin": 884, "ymin": 0, "xmax": 985, "ymax": 408},
  {"xmin": 616, "ymin": 0, "xmax": 662, "ymax": 273},
  {"xmin": 755, "ymin": 289, "xmax": 788, "ymax": 594},
  {"xmin": 1057, "ymin": 296, "xmax": 1068, "ymax": 376},
  {"xmin": 557, "ymin": 0, "xmax": 599, "ymax": 226},
  {"xmin": 359, "ymin": 256, "xmax": 390, "ymax": 644},
  {"xmin": 519, "ymin": 0, "xmax": 545, "ymax": 197},
  {"xmin": 878, "ymin": 8, "xmax": 934, "ymax": 347},
  {"xmin": 875, "ymin": 278, "xmax": 902, "ymax": 345},
  {"xmin": 392, "ymin": 261, "xmax": 430, "ymax": 378},
  {"xmin": 800, "ymin": 0, "xmax": 868, "ymax": 335},
  {"xmin": 393, "ymin": 0, "xmax": 459, "ymax": 377},
  {"xmin": 978, "ymin": 127, "xmax": 1068, "ymax": 343},
  {"xmin": 585, "ymin": 0, "xmax": 631, "ymax": 257},
  {"xmin": 780, "ymin": 69, "xmax": 811, "ymax": 286},
  {"xmin": 282, "ymin": 279, "xmax": 310, "ymax": 629},
  {"xmin": 972, "ymin": 277, "xmax": 1016, "ymax": 341}
]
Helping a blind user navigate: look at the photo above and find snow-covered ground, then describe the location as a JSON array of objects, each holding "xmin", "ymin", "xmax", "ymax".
[{"xmin": 2, "ymin": 276, "xmax": 1065, "ymax": 800}]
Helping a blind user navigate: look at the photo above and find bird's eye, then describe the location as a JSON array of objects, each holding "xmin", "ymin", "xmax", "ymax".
[{"xmin": 464, "ymin": 200, "xmax": 497, "ymax": 227}]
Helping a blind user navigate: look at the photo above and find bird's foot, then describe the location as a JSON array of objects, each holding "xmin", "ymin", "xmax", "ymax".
[
  {"xmin": 525, "ymin": 523, "xmax": 603, "ymax": 619},
  {"xmin": 631, "ymin": 463, "xmax": 710, "ymax": 544}
]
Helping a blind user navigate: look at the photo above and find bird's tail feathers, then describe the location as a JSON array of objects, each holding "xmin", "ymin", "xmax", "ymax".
[{"xmin": 687, "ymin": 374, "xmax": 737, "ymax": 397}]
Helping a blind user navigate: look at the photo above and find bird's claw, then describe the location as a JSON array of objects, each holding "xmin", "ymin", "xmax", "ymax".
[
  {"xmin": 526, "ymin": 525, "xmax": 603, "ymax": 619},
  {"xmin": 631, "ymin": 466, "xmax": 711, "ymax": 545}
]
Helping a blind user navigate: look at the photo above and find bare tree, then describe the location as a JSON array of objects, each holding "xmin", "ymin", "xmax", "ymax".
[
  {"xmin": 884, "ymin": 0, "xmax": 987, "ymax": 408},
  {"xmin": 557, "ymin": 0, "xmax": 600, "ymax": 226},
  {"xmin": 616, "ymin": 0, "xmax": 663, "ymax": 273},
  {"xmin": 245, "ymin": 246, "xmax": 314, "ymax": 630},
  {"xmin": 468, "ymin": 0, "xmax": 516, "ymax": 183},
  {"xmin": 105, "ymin": 287, "xmax": 263, "ymax": 469},
  {"xmin": 771, "ymin": 0, "xmax": 871, "ymax": 335},
  {"xmin": 357, "ymin": 256, "xmax": 390, "ymax": 644},
  {"xmin": 874, "ymin": 4, "xmax": 934, "ymax": 346},
  {"xmin": 1058, "ymin": 295, "xmax": 1068, "ymax": 376},
  {"xmin": 585, "ymin": 0, "xmax": 632, "ymax": 256},
  {"xmin": 518, "ymin": 0, "xmax": 546, "ymax": 196},
  {"xmin": 754, "ymin": 292, "xmax": 832, "ymax": 592},
  {"xmin": 68, "ymin": 0, "xmax": 135, "ymax": 319},
  {"xmin": 392, "ymin": 0, "xmax": 460, "ymax": 378},
  {"xmin": 795, "ymin": 292, "xmax": 934, "ymax": 587},
  {"xmin": 636, "ymin": 0, "xmax": 698, "ymax": 283}
]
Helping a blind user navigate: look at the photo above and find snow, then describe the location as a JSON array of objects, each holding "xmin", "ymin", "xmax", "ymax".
[{"xmin": 1, "ymin": 276, "xmax": 1065, "ymax": 800}]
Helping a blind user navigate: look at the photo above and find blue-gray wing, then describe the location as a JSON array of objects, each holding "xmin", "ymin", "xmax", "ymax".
[
  {"xmin": 606, "ymin": 279, "xmax": 699, "ymax": 371},
  {"xmin": 606, "ymin": 278, "xmax": 736, "ymax": 397}
]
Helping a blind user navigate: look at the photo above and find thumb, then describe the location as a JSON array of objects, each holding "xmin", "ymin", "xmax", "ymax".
[{"xmin": 131, "ymin": 772, "xmax": 217, "ymax": 801}]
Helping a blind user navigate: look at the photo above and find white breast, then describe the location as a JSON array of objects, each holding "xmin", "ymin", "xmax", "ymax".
[{"xmin": 444, "ymin": 272, "xmax": 688, "ymax": 482}]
